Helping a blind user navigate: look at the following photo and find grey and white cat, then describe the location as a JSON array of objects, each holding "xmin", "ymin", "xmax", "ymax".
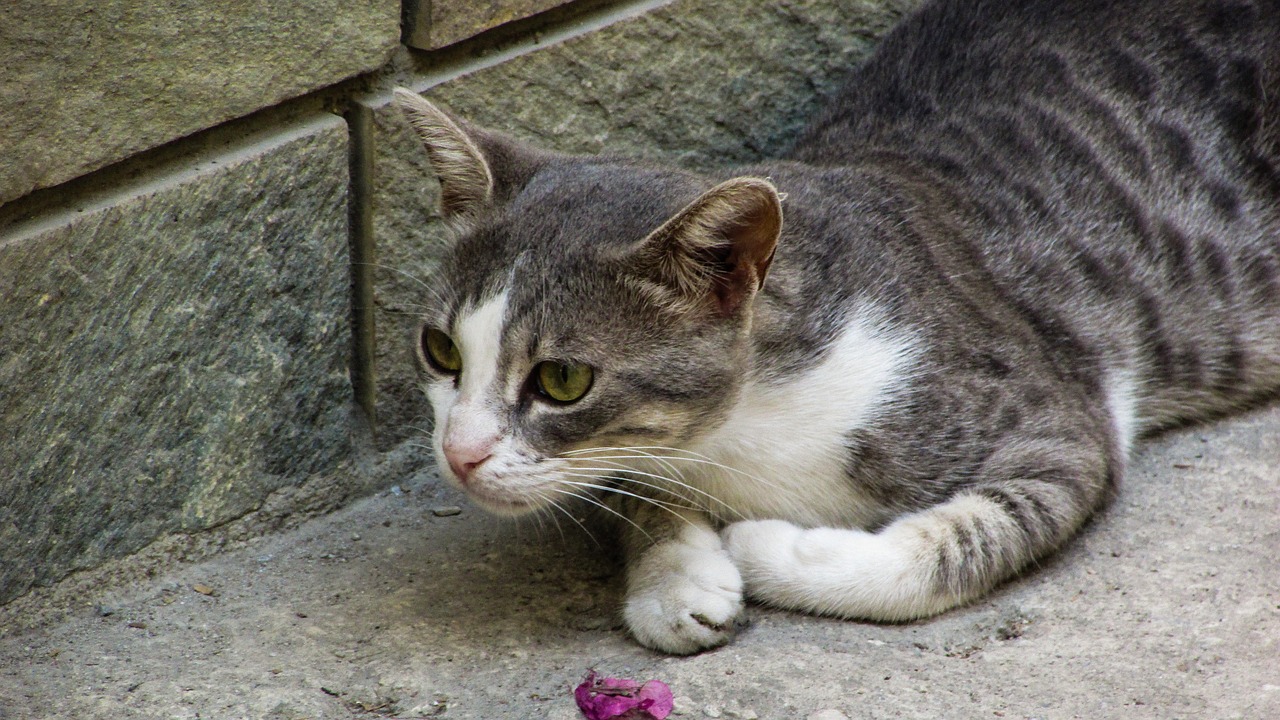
[{"xmin": 395, "ymin": 0, "xmax": 1280, "ymax": 654}]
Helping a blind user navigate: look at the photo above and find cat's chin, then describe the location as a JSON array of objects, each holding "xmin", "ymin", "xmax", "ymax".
[{"xmin": 460, "ymin": 484, "xmax": 547, "ymax": 517}]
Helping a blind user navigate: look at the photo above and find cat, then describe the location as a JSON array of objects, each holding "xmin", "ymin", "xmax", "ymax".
[{"xmin": 393, "ymin": 0, "xmax": 1280, "ymax": 655}]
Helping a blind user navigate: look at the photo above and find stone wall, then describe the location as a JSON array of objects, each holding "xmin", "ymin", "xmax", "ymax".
[{"xmin": 0, "ymin": 0, "xmax": 918, "ymax": 608}]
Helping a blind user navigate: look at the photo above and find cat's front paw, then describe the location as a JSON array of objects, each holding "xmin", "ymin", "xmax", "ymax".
[
  {"xmin": 722, "ymin": 519, "xmax": 873, "ymax": 608},
  {"xmin": 623, "ymin": 540, "xmax": 747, "ymax": 655},
  {"xmin": 723, "ymin": 518, "xmax": 920, "ymax": 620},
  {"xmin": 722, "ymin": 519, "xmax": 805, "ymax": 585}
]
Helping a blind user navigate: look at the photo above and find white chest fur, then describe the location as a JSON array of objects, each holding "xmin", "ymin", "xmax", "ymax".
[{"xmin": 686, "ymin": 307, "xmax": 921, "ymax": 528}]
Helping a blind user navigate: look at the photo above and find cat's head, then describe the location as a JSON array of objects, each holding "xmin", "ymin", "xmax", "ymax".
[{"xmin": 394, "ymin": 89, "xmax": 783, "ymax": 516}]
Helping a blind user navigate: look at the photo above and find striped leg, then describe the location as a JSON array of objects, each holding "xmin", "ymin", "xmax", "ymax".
[{"xmin": 723, "ymin": 437, "xmax": 1115, "ymax": 620}]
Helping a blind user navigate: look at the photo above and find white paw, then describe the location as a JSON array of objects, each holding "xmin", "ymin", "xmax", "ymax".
[
  {"xmin": 723, "ymin": 519, "xmax": 923, "ymax": 620},
  {"xmin": 623, "ymin": 540, "xmax": 746, "ymax": 655},
  {"xmin": 721, "ymin": 519, "xmax": 807, "ymax": 586}
]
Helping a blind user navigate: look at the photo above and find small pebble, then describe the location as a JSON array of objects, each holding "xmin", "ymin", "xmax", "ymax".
[
  {"xmin": 432, "ymin": 505, "xmax": 462, "ymax": 517},
  {"xmin": 807, "ymin": 711, "xmax": 850, "ymax": 720},
  {"xmin": 127, "ymin": 621, "xmax": 147, "ymax": 629},
  {"xmin": 192, "ymin": 584, "xmax": 215, "ymax": 596},
  {"xmin": 350, "ymin": 533, "xmax": 362, "ymax": 541},
  {"xmin": 95, "ymin": 605, "xmax": 115, "ymax": 617}
]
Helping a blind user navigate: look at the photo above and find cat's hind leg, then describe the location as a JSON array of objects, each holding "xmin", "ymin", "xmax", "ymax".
[{"xmin": 723, "ymin": 436, "xmax": 1115, "ymax": 620}]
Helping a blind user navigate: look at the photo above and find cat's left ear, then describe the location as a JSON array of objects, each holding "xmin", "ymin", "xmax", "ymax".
[
  {"xmin": 634, "ymin": 177, "xmax": 783, "ymax": 316},
  {"xmin": 393, "ymin": 88, "xmax": 543, "ymax": 226},
  {"xmin": 394, "ymin": 89, "xmax": 493, "ymax": 222}
]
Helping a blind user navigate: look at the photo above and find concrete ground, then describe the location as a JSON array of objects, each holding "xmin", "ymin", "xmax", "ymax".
[{"xmin": 1, "ymin": 406, "xmax": 1277, "ymax": 720}]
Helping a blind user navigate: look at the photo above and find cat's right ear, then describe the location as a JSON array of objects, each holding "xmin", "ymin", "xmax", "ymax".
[
  {"xmin": 394, "ymin": 88, "xmax": 495, "ymax": 222},
  {"xmin": 631, "ymin": 177, "xmax": 783, "ymax": 317}
]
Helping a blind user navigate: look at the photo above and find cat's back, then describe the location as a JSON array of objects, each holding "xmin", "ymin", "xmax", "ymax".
[
  {"xmin": 794, "ymin": 0, "xmax": 1280, "ymax": 167},
  {"xmin": 778, "ymin": 0, "xmax": 1280, "ymax": 429}
]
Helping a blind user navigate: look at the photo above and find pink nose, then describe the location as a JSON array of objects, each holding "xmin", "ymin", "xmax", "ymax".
[{"xmin": 443, "ymin": 440, "xmax": 494, "ymax": 484}]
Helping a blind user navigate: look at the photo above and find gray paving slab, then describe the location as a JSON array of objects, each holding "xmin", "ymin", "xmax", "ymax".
[{"xmin": 1, "ymin": 405, "xmax": 1276, "ymax": 719}]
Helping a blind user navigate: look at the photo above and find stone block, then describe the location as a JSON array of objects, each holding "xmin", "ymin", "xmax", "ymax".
[
  {"xmin": 404, "ymin": 0, "xmax": 577, "ymax": 50},
  {"xmin": 371, "ymin": 0, "xmax": 921, "ymax": 447},
  {"xmin": 0, "ymin": 0, "xmax": 400, "ymax": 205},
  {"xmin": 0, "ymin": 116, "xmax": 362, "ymax": 605}
]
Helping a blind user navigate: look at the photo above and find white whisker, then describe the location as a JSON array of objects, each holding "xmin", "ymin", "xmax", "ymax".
[
  {"xmin": 535, "ymin": 489, "xmax": 601, "ymax": 549},
  {"xmin": 526, "ymin": 492, "xmax": 554, "ymax": 542},
  {"xmin": 563, "ymin": 464, "xmax": 745, "ymax": 520},
  {"xmin": 379, "ymin": 305, "xmax": 432, "ymax": 317},
  {"xmin": 590, "ymin": 446, "xmax": 687, "ymax": 484},
  {"xmin": 567, "ymin": 446, "xmax": 801, "ymax": 500},
  {"xmin": 358, "ymin": 261, "xmax": 452, "ymax": 305},
  {"xmin": 557, "ymin": 476, "xmax": 702, "ymax": 521},
  {"xmin": 563, "ymin": 465, "xmax": 700, "ymax": 505},
  {"xmin": 544, "ymin": 487, "xmax": 652, "ymax": 543}
]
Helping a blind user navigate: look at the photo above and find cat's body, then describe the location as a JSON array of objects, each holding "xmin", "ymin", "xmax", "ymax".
[{"xmin": 396, "ymin": 0, "xmax": 1280, "ymax": 654}]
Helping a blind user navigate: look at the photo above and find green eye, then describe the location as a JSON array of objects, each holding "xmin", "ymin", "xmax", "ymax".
[
  {"xmin": 534, "ymin": 361, "xmax": 594, "ymax": 403},
  {"xmin": 422, "ymin": 327, "xmax": 462, "ymax": 373}
]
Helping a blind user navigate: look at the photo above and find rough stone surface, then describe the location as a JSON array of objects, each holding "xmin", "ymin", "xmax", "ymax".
[
  {"xmin": 0, "ymin": 0, "xmax": 399, "ymax": 205},
  {"xmin": 1, "ymin": 1, "xmax": 1275, "ymax": 718},
  {"xmin": 404, "ymin": 0, "xmax": 578, "ymax": 50},
  {"xmin": 1, "ymin": 404, "xmax": 1275, "ymax": 719},
  {"xmin": 373, "ymin": 0, "xmax": 921, "ymax": 448},
  {"xmin": 0, "ymin": 117, "xmax": 362, "ymax": 606}
]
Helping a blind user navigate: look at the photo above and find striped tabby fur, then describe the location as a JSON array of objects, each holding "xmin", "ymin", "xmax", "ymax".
[{"xmin": 395, "ymin": 0, "xmax": 1280, "ymax": 654}]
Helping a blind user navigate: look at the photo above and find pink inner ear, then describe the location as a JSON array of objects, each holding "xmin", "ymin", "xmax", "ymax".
[
  {"xmin": 705, "ymin": 185, "xmax": 783, "ymax": 315},
  {"xmin": 728, "ymin": 193, "xmax": 782, "ymax": 286},
  {"xmin": 626, "ymin": 177, "xmax": 782, "ymax": 314},
  {"xmin": 712, "ymin": 262, "xmax": 758, "ymax": 315}
]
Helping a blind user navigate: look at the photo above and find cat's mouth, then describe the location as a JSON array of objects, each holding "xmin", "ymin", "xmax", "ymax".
[{"xmin": 440, "ymin": 452, "xmax": 606, "ymax": 518}]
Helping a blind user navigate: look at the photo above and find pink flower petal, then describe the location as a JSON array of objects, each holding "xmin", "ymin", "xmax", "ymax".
[
  {"xmin": 635, "ymin": 680, "xmax": 674, "ymax": 717},
  {"xmin": 574, "ymin": 671, "xmax": 675, "ymax": 720}
]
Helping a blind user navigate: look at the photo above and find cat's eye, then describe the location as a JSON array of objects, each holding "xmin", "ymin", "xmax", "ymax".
[
  {"xmin": 422, "ymin": 327, "xmax": 462, "ymax": 373},
  {"xmin": 534, "ymin": 361, "xmax": 594, "ymax": 403}
]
